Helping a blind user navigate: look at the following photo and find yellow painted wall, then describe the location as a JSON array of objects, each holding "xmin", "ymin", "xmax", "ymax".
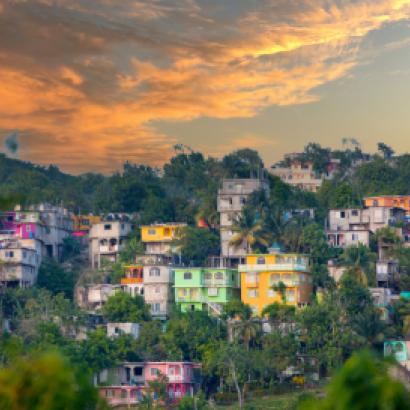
[
  {"xmin": 72, "ymin": 215, "xmax": 101, "ymax": 231},
  {"xmin": 240, "ymin": 253, "xmax": 312, "ymax": 315},
  {"xmin": 364, "ymin": 196, "xmax": 410, "ymax": 213},
  {"xmin": 141, "ymin": 224, "xmax": 182, "ymax": 242}
]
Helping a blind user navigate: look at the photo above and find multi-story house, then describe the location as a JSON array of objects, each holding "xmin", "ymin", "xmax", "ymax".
[
  {"xmin": 0, "ymin": 243, "xmax": 38, "ymax": 287},
  {"xmin": 218, "ymin": 178, "xmax": 269, "ymax": 259},
  {"xmin": 141, "ymin": 223, "xmax": 186, "ymax": 255},
  {"xmin": 364, "ymin": 196, "xmax": 410, "ymax": 217},
  {"xmin": 238, "ymin": 248, "xmax": 312, "ymax": 315},
  {"xmin": 98, "ymin": 361, "xmax": 201, "ymax": 407},
  {"xmin": 32, "ymin": 203, "xmax": 73, "ymax": 260},
  {"xmin": 0, "ymin": 208, "xmax": 62, "ymax": 286},
  {"xmin": 120, "ymin": 265, "xmax": 144, "ymax": 297},
  {"xmin": 326, "ymin": 206, "xmax": 406, "ymax": 248},
  {"xmin": 270, "ymin": 160, "xmax": 323, "ymax": 192},
  {"xmin": 137, "ymin": 254, "xmax": 175, "ymax": 319},
  {"xmin": 174, "ymin": 267, "xmax": 240, "ymax": 315},
  {"xmin": 89, "ymin": 220, "xmax": 132, "ymax": 268}
]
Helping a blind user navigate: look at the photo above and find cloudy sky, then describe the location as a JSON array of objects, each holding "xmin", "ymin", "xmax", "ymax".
[{"xmin": 1, "ymin": 0, "xmax": 410, "ymax": 173}]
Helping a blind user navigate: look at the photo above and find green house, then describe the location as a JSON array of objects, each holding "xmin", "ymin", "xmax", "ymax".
[{"xmin": 174, "ymin": 268, "xmax": 240, "ymax": 315}]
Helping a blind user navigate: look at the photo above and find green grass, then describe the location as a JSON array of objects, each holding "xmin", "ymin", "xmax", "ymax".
[{"xmin": 214, "ymin": 390, "xmax": 322, "ymax": 410}]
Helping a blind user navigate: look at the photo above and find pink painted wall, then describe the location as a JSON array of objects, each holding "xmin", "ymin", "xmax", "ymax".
[
  {"xmin": 144, "ymin": 362, "xmax": 196, "ymax": 383},
  {"xmin": 15, "ymin": 223, "xmax": 38, "ymax": 239}
]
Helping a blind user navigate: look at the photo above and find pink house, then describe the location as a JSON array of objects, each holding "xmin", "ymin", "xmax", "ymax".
[
  {"xmin": 98, "ymin": 361, "xmax": 201, "ymax": 406},
  {"xmin": 0, "ymin": 211, "xmax": 41, "ymax": 239},
  {"xmin": 144, "ymin": 361, "xmax": 201, "ymax": 399}
]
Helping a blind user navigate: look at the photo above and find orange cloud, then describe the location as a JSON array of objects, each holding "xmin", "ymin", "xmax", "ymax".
[{"xmin": 0, "ymin": 0, "xmax": 409, "ymax": 173}]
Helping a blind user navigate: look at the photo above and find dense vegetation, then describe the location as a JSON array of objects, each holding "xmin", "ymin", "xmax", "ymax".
[{"xmin": 2, "ymin": 141, "xmax": 410, "ymax": 408}]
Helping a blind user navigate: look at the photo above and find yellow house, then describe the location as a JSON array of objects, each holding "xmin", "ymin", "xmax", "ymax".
[
  {"xmin": 72, "ymin": 215, "xmax": 102, "ymax": 232},
  {"xmin": 238, "ymin": 250, "xmax": 312, "ymax": 315},
  {"xmin": 141, "ymin": 223, "xmax": 186, "ymax": 255}
]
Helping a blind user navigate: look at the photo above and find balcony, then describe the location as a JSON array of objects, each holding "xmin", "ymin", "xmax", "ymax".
[
  {"xmin": 121, "ymin": 277, "xmax": 143, "ymax": 285},
  {"xmin": 239, "ymin": 263, "xmax": 309, "ymax": 273},
  {"xmin": 202, "ymin": 278, "xmax": 233, "ymax": 287},
  {"xmin": 175, "ymin": 294, "xmax": 204, "ymax": 303},
  {"xmin": 99, "ymin": 245, "xmax": 120, "ymax": 253}
]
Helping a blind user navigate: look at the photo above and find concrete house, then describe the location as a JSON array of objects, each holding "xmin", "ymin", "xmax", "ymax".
[
  {"xmin": 89, "ymin": 220, "xmax": 132, "ymax": 268},
  {"xmin": 217, "ymin": 178, "xmax": 269, "ymax": 260}
]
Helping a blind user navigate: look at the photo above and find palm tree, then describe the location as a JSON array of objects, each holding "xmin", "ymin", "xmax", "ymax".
[
  {"xmin": 340, "ymin": 244, "xmax": 376, "ymax": 286},
  {"xmin": 232, "ymin": 308, "xmax": 261, "ymax": 351},
  {"xmin": 342, "ymin": 266, "xmax": 368, "ymax": 287},
  {"xmin": 230, "ymin": 208, "xmax": 269, "ymax": 253}
]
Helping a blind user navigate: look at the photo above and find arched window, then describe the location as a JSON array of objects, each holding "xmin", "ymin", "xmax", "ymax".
[
  {"xmin": 100, "ymin": 239, "xmax": 107, "ymax": 245},
  {"xmin": 109, "ymin": 238, "xmax": 117, "ymax": 246}
]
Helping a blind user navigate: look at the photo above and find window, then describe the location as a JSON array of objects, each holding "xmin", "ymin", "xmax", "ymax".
[
  {"xmin": 208, "ymin": 288, "xmax": 218, "ymax": 297},
  {"xmin": 247, "ymin": 289, "xmax": 258, "ymax": 298},
  {"xmin": 155, "ymin": 286, "xmax": 161, "ymax": 294},
  {"xmin": 150, "ymin": 267, "xmax": 160, "ymax": 277},
  {"xmin": 373, "ymin": 200, "xmax": 378, "ymax": 206},
  {"xmin": 246, "ymin": 272, "xmax": 257, "ymax": 283},
  {"xmin": 184, "ymin": 272, "xmax": 192, "ymax": 280},
  {"xmin": 121, "ymin": 224, "xmax": 125, "ymax": 230},
  {"xmin": 148, "ymin": 229, "xmax": 156, "ymax": 235},
  {"xmin": 121, "ymin": 390, "xmax": 127, "ymax": 399},
  {"xmin": 287, "ymin": 289, "xmax": 295, "ymax": 302},
  {"xmin": 25, "ymin": 225, "xmax": 31, "ymax": 232},
  {"xmin": 240, "ymin": 197, "xmax": 246, "ymax": 205},
  {"xmin": 351, "ymin": 210, "xmax": 359, "ymax": 216},
  {"xmin": 105, "ymin": 390, "xmax": 113, "ymax": 398},
  {"xmin": 257, "ymin": 256, "xmax": 265, "ymax": 265},
  {"xmin": 268, "ymin": 289, "xmax": 276, "ymax": 298},
  {"xmin": 269, "ymin": 274, "xmax": 280, "ymax": 284},
  {"xmin": 215, "ymin": 271, "xmax": 224, "ymax": 280},
  {"xmin": 204, "ymin": 272, "xmax": 212, "ymax": 280},
  {"xmin": 152, "ymin": 303, "xmax": 161, "ymax": 313},
  {"xmin": 340, "ymin": 211, "xmax": 345, "ymax": 218},
  {"xmin": 104, "ymin": 224, "xmax": 111, "ymax": 230},
  {"xmin": 5, "ymin": 251, "xmax": 14, "ymax": 258},
  {"xmin": 352, "ymin": 233, "xmax": 359, "ymax": 241},
  {"xmin": 81, "ymin": 219, "xmax": 90, "ymax": 226}
]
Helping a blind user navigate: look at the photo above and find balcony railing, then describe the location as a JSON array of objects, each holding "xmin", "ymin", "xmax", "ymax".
[
  {"xmin": 202, "ymin": 278, "xmax": 234, "ymax": 287},
  {"xmin": 239, "ymin": 263, "xmax": 309, "ymax": 272}
]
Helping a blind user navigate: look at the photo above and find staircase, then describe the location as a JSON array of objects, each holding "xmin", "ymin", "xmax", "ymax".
[{"xmin": 207, "ymin": 302, "xmax": 223, "ymax": 316}]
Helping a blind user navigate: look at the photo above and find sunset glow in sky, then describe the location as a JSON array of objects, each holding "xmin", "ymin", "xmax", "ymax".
[{"xmin": 2, "ymin": 0, "xmax": 410, "ymax": 173}]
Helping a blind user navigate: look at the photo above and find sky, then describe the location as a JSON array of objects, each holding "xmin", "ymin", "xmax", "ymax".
[{"xmin": 1, "ymin": 0, "xmax": 410, "ymax": 174}]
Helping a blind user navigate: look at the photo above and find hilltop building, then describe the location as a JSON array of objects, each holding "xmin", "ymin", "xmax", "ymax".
[
  {"xmin": 0, "ymin": 204, "xmax": 72, "ymax": 287},
  {"xmin": 326, "ymin": 206, "xmax": 406, "ymax": 248},
  {"xmin": 217, "ymin": 178, "xmax": 268, "ymax": 260},
  {"xmin": 136, "ymin": 254, "xmax": 176, "ymax": 320},
  {"xmin": 238, "ymin": 247, "xmax": 312, "ymax": 315},
  {"xmin": 174, "ymin": 267, "xmax": 240, "ymax": 315},
  {"xmin": 364, "ymin": 196, "xmax": 410, "ymax": 217},
  {"xmin": 89, "ymin": 218, "xmax": 132, "ymax": 268},
  {"xmin": 120, "ymin": 264, "xmax": 144, "ymax": 297},
  {"xmin": 141, "ymin": 223, "xmax": 186, "ymax": 256}
]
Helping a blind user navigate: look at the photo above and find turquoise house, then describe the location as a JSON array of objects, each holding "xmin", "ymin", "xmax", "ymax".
[{"xmin": 174, "ymin": 268, "xmax": 240, "ymax": 314}]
